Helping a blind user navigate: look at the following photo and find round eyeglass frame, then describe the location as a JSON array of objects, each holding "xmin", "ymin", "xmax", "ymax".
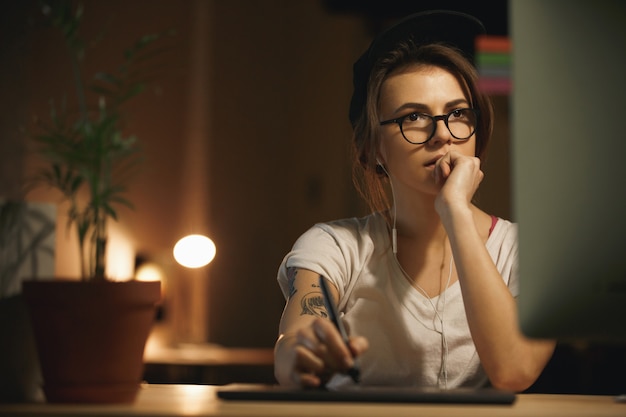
[{"xmin": 379, "ymin": 108, "xmax": 480, "ymax": 145}]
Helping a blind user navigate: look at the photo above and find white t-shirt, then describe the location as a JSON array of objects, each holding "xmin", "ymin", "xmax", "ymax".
[{"xmin": 277, "ymin": 212, "xmax": 518, "ymax": 388}]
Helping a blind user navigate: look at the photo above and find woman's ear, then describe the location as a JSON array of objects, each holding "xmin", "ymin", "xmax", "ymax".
[
  {"xmin": 377, "ymin": 143, "xmax": 388, "ymax": 166},
  {"xmin": 375, "ymin": 156, "xmax": 388, "ymax": 176},
  {"xmin": 376, "ymin": 150, "xmax": 386, "ymax": 166}
]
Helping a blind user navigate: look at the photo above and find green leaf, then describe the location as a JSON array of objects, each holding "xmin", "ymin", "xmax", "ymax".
[
  {"xmin": 29, "ymin": 1, "xmax": 175, "ymax": 280},
  {"xmin": 103, "ymin": 204, "xmax": 118, "ymax": 220}
]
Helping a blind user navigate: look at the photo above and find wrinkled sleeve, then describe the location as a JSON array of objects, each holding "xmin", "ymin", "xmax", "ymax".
[
  {"xmin": 490, "ymin": 221, "xmax": 519, "ymax": 298},
  {"xmin": 277, "ymin": 223, "xmax": 356, "ymax": 301}
]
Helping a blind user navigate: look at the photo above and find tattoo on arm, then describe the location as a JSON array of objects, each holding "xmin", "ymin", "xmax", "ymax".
[
  {"xmin": 300, "ymin": 291, "xmax": 328, "ymax": 318},
  {"xmin": 286, "ymin": 270, "xmax": 328, "ymax": 318},
  {"xmin": 287, "ymin": 268, "xmax": 298, "ymax": 299}
]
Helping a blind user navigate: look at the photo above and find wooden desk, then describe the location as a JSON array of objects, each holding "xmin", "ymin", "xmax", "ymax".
[
  {"xmin": 0, "ymin": 384, "xmax": 624, "ymax": 417},
  {"xmin": 144, "ymin": 342, "xmax": 274, "ymax": 367},
  {"xmin": 143, "ymin": 336, "xmax": 275, "ymax": 385}
]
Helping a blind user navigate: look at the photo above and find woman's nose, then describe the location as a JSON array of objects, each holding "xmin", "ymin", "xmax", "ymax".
[{"xmin": 429, "ymin": 119, "xmax": 453, "ymax": 145}]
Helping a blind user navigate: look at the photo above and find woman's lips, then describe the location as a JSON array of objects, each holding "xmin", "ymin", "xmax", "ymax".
[{"xmin": 424, "ymin": 155, "xmax": 444, "ymax": 167}]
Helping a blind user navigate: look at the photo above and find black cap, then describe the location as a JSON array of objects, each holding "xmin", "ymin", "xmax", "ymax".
[{"xmin": 349, "ymin": 10, "xmax": 486, "ymax": 127}]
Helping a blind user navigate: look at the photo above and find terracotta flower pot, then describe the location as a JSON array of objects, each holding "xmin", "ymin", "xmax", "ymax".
[{"xmin": 22, "ymin": 280, "xmax": 161, "ymax": 404}]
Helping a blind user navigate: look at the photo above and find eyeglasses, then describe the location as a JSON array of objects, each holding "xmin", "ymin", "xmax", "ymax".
[{"xmin": 379, "ymin": 108, "xmax": 479, "ymax": 145}]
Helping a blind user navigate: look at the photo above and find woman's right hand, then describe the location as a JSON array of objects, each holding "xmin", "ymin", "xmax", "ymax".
[
  {"xmin": 274, "ymin": 318, "xmax": 368, "ymax": 387},
  {"xmin": 274, "ymin": 268, "xmax": 368, "ymax": 387}
]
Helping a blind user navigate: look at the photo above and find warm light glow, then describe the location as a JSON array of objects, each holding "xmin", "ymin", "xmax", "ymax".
[
  {"xmin": 106, "ymin": 225, "xmax": 135, "ymax": 281},
  {"xmin": 135, "ymin": 262, "xmax": 164, "ymax": 282},
  {"xmin": 174, "ymin": 384, "xmax": 211, "ymax": 414},
  {"xmin": 173, "ymin": 234, "xmax": 216, "ymax": 268}
]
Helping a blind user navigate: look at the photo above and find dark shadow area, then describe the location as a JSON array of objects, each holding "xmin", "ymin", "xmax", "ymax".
[
  {"xmin": 526, "ymin": 343, "xmax": 626, "ymax": 395},
  {"xmin": 323, "ymin": 0, "xmax": 508, "ymax": 35}
]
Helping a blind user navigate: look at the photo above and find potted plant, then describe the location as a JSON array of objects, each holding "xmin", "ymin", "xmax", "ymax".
[{"xmin": 20, "ymin": 1, "xmax": 169, "ymax": 404}]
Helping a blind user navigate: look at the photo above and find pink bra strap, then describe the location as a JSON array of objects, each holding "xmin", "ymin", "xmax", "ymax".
[{"xmin": 489, "ymin": 215, "xmax": 498, "ymax": 236}]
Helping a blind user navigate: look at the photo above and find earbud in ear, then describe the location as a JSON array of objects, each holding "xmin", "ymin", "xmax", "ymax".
[{"xmin": 376, "ymin": 157, "xmax": 389, "ymax": 177}]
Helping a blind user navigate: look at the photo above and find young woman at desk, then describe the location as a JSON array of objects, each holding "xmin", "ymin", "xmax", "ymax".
[{"xmin": 274, "ymin": 10, "xmax": 555, "ymax": 391}]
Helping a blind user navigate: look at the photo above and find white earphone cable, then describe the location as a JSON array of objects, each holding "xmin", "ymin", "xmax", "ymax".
[{"xmin": 378, "ymin": 159, "xmax": 451, "ymax": 388}]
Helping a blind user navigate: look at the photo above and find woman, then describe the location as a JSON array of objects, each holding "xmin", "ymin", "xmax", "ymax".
[{"xmin": 273, "ymin": 10, "xmax": 555, "ymax": 391}]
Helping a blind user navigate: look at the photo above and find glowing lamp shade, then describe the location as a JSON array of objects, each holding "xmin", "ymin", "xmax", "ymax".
[
  {"xmin": 135, "ymin": 263, "xmax": 165, "ymax": 282},
  {"xmin": 173, "ymin": 234, "xmax": 216, "ymax": 268}
]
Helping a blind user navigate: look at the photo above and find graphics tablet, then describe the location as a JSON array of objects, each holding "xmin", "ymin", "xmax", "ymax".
[{"xmin": 216, "ymin": 384, "xmax": 516, "ymax": 405}]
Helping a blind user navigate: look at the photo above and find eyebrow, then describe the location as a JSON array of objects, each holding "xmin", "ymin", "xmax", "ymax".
[{"xmin": 391, "ymin": 98, "xmax": 470, "ymax": 115}]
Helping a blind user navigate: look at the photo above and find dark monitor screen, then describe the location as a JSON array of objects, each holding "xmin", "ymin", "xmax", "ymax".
[{"xmin": 511, "ymin": 0, "xmax": 626, "ymax": 343}]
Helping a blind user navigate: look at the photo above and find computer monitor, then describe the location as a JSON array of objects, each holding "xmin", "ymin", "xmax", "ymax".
[{"xmin": 511, "ymin": 0, "xmax": 626, "ymax": 343}]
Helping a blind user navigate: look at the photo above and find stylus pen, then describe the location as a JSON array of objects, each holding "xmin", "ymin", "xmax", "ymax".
[{"xmin": 319, "ymin": 276, "xmax": 360, "ymax": 383}]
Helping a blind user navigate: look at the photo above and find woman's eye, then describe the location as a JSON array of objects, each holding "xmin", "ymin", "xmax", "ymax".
[
  {"xmin": 407, "ymin": 112, "xmax": 424, "ymax": 122},
  {"xmin": 450, "ymin": 109, "xmax": 467, "ymax": 120}
]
